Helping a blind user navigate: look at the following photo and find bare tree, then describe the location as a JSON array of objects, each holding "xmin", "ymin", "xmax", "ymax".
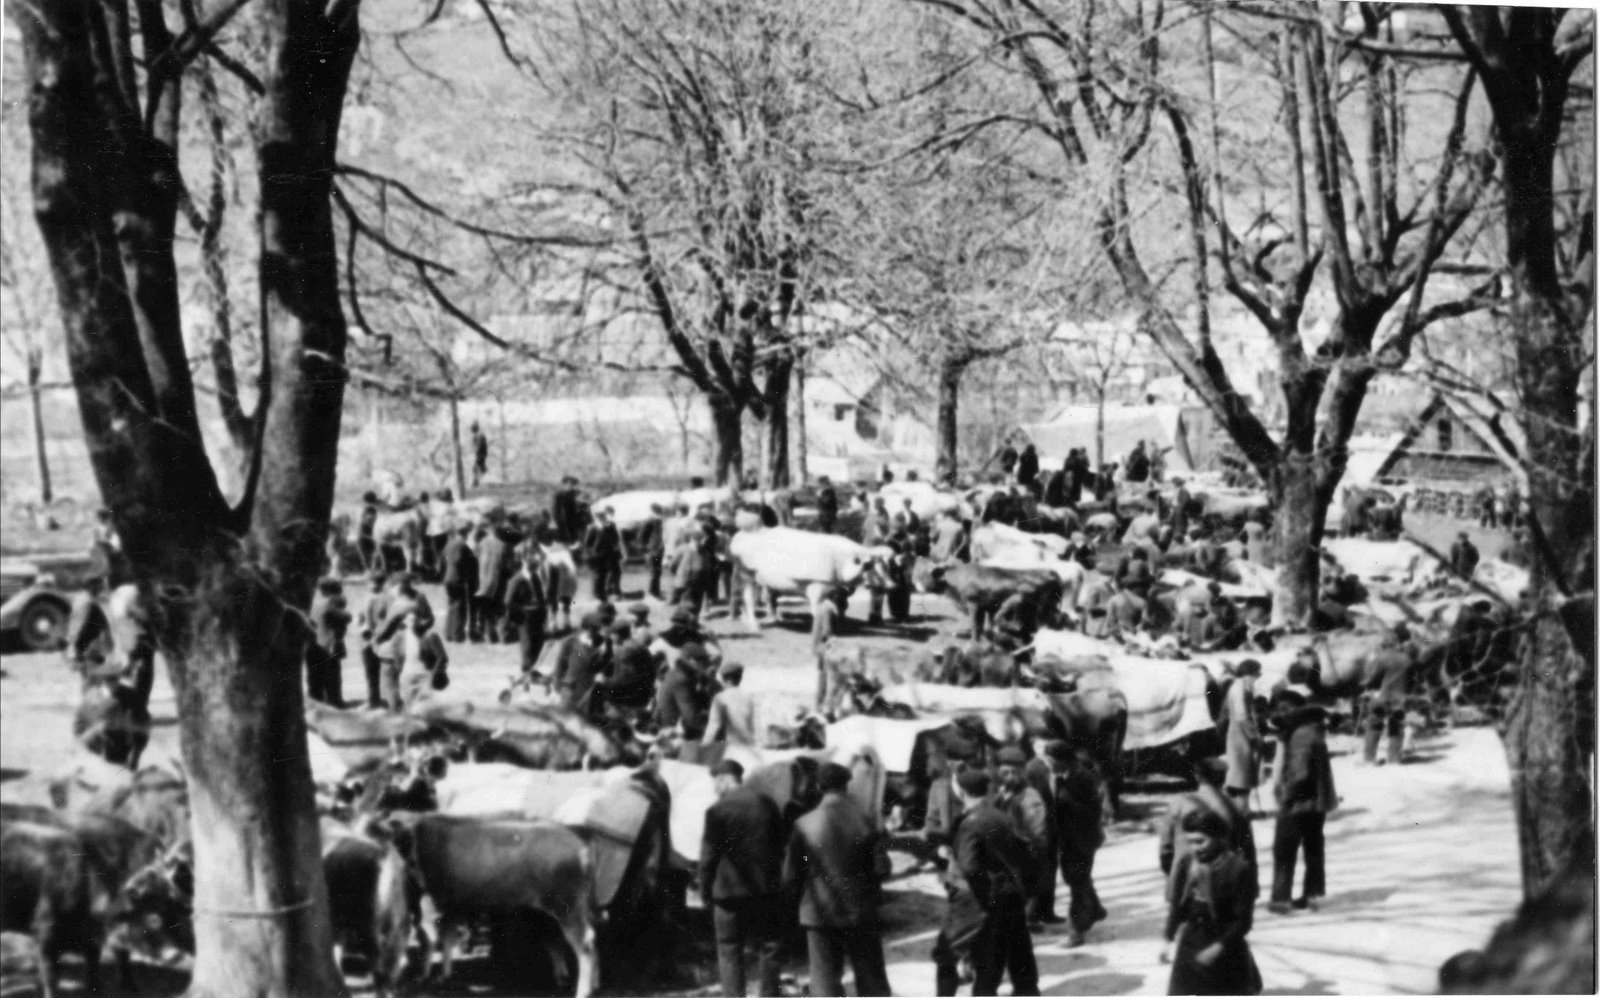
[{"xmin": 17, "ymin": 2, "xmax": 359, "ymax": 993}]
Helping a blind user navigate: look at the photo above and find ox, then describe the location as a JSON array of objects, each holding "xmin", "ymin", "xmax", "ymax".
[
  {"xmin": 912, "ymin": 561, "xmax": 1063, "ymax": 640},
  {"xmin": 409, "ymin": 699, "xmax": 630, "ymax": 770},
  {"xmin": 728, "ymin": 526, "xmax": 890, "ymax": 626},
  {"xmin": 390, "ymin": 814, "xmax": 598, "ymax": 996},
  {"xmin": 321, "ymin": 821, "xmax": 413, "ymax": 998}
]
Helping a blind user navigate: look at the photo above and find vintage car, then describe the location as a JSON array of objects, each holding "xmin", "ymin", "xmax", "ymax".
[{"xmin": 0, "ymin": 554, "xmax": 91, "ymax": 652}]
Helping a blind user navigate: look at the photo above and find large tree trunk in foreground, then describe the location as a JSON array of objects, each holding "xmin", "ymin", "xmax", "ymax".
[
  {"xmin": 934, "ymin": 357, "xmax": 965, "ymax": 486},
  {"xmin": 711, "ymin": 395, "xmax": 744, "ymax": 487},
  {"xmin": 1273, "ymin": 454, "xmax": 1321, "ymax": 627}
]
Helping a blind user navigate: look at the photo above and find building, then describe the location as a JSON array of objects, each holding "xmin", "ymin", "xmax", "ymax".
[{"xmin": 1373, "ymin": 392, "xmax": 1523, "ymax": 485}]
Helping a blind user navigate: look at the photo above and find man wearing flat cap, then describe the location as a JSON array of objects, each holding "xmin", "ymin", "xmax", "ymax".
[
  {"xmin": 932, "ymin": 768, "xmax": 1040, "ymax": 996},
  {"xmin": 1047, "ymin": 741, "xmax": 1108, "ymax": 946},
  {"xmin": 784, "ymin": 762, "xmax": 892, "ymax": 996},
  {"xmin": 994, "ymin": 747, "xmax": 1052, "ymax": 929},
  {"xmin": 554, "ymin": 611, "xmax": 608, "ymax": 711},
  {"xmin": 701, "ymin": 759, "xmax": 787, "ymax": 997},
  {"xmin": 627, "ymin": 602, "xmax": 654, "ymax": 645},
  {"xmin": 657, "ymin": 641, "xmax": 712, "ymax": 760},
  {"xmin": 1223, "ymin": 659, "xmax": 1265, "ymax": 805}
]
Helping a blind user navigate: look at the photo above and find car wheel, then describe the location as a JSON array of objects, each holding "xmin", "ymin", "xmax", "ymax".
[{"xmin": 18, "ymin": 598, "xmax": 68, "ymax": 651}]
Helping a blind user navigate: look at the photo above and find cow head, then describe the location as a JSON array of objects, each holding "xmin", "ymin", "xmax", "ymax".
[
  {"xmin": 910, "ymin": 557, "xmax": 947, "ymax": 594},
  {"xmin": 118, "ymin": 839, "xmax": 195, "ymax": 958}
]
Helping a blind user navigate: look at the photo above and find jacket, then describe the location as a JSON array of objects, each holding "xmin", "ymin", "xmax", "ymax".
[
  {"xmin": 701, "ymin": 786, "xmax": 787, "ymax": 904},
  {"xmin": 1051, "ymin": 764, "xmax": 1106, "ymax": 856},
  {"xmin": 503, "ymin": 570, "xmax": 548, "ymax": 619},
  {"xmin": 474, "ymin": 534, "xmax": 510, "ymax": 600},
  {"xmin": 310, "ymin": 592, "xmax": 352, "ymax": 659},
  {"xmin": 441, "ymin": 536, "xmax": 478, "ymax": 592},
  {"xmin": 555, "ymin": 633, "xmax": 606, "ymax": 708},
  {"xmin": 1275, "ymin": 708, "xmax": 1338, "ymax": 816},
  {"xmin": 655, "ymin": 662, "xmax": 708, "ymax": 738},
  {"xmin": 594, "ymin": 639, "xmax": 656, "ymax": 709},
  {"xmin": 952, "ymin": 798, "xmax": 1033, "ymax": 910},
  {"xmin": 783, "ymin": 792, "xmax": 884, "ymax": 928},
  {"xmin": 585, "ymin": 522, "xmax": 623, "ymax": 563},
  {"xmin": 1159, "ymin": 784, "xmax": 1256, "ymax": 893}
]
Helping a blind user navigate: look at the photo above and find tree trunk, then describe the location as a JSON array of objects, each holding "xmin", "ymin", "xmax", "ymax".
[
  {"xmin": 1095, "ymin": 387, "xmax": 1106, "ymax": 473},
  {"xmin": 1273, "ymin": 453, "xmax": 1322, "ymax": 627},
  {"xmin": 711, "ymin": 395, "xmax": 744, "ymax": 487},
  {"xmin": 934, "ymin": 357, "xmax": 966, "ymax": 485},
  {"xmin": 26, "ymin": 348, "xmax": 52, "ymax": 504},
  {"xmin": 449, "ymin": 393, "xmax": 467, "ymax": 499},
  {"xmin": 793, "ymin": 353, "xmax": 808, "ymax": 486}
]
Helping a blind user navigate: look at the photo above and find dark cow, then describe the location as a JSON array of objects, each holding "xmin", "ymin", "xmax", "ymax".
[
  {"xmin": 410, "ymin": 700, "xmax": 631, "ymax": 770},
  {"xmin": 913, "ymin": 561, "xmax": 1063, "ymax": 640},
  {"xmin": 1, "ymin": 810, "xmax": 165, "ymax": 998},
  {"xmin": 389, "ymin": 814, "xmax": 598, "ymax": 996},
  {"xmin": 322, "ymin": 821, "xmax": 413, "ymax": 998}
]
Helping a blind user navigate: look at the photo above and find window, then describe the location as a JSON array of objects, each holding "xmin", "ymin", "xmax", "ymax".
[{"xmin": 1436, "ymin": 418, "xmax": 1454, "ymax": 452}]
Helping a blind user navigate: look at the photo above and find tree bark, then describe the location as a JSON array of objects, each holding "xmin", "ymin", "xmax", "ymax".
[
  {"xmin": 711, "ymin": 394, "xmax": 744, "ymax": 487},
  {"xmin": 793, "ymin": 353, "xmax": 808, "ymax": 486},
  {"xmin": 26, "ymin": 348, "xmax": 52, "ymax": 504},
  {"xmin": 760, "ymin": 357, "xmax": 793, "ymax": 489},
  {"xmin": 934, "ymin": 356, "xmax": 966, "ymax": 486},
  {"xmin": 1273, "ymin": 454, "xmax": 1321, "ymax": 627},
  {"xmin": 449, "ymin": 392, "xmax": 467, "ymax": 500}
]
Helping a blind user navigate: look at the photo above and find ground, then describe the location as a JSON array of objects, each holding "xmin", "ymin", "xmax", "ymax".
[{"xmin": 0, "ymin": 516, "xmax": 1522, "ymax": 996}]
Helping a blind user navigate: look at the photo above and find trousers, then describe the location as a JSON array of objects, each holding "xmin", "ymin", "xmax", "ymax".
[
  {"xmin": 1271, "ymin": 810, "xmax": 1326, "ymax": 903},
  {"xmin": 934, "ymin": 894, "xmax": 1038, "ymax": 997},
  {"xmin": 1362, "ymin": 706, "xmax": 1404, "ymax": 764},
  {"xmin": 806, "ymin": 927, "xmax": 891, "ymax": 997},
  {"xmin": 713, "ymin": 898, "xmax": 784, "ymax": 997},
  {"xmin": 592, "ymin": 558, "xmax": 622, "ymax": 601},
  {"xmin": 305, "ymin": 647, "xmax": 344, "ymax": 707},
  {"xmin": 1061, "ymin": 846, "xmax": 1106, "ymax": 934},
  {"xmin": 443, "ymin": 585, "xmax": 470, "ymax": 642}
]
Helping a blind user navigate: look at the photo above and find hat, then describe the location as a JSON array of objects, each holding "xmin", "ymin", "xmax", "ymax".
[
  {"xmin": 681, "ymin": 642, "xmax": 712, "ymax": 664},
  {"xmin": 670, "ymin": 606, "xmax": 697, "ymax": 625},
  {"xmin": 1234, "ymin": 658, "xmax": 1263, "ymax": 678},
  {"xmin": 956, "ymin": 769, "xmax": 991, "ymax": 797},
  {"xmin": 996, "ymin": 746, "xmax": 1027, "ymax": 767},
  {"xmin": 712, "ymin": 760, "xmax": 744, "ymax": 781},
  {"xmin": 628, "ymin": 602, "xmax": 650, "ymax": 618},
  {"xmin": 818, "ymin": 762, "xmax": 853, "ymax": 793},
  {"xmin": 598, "ymin": 602, "xmax": 618, "ymax": 621},
  {"xmin": 608, "ymin": 621, "xmax": 633, "ymax": 638},
  {"xmin": 1045, "ymin": 740, "xmax": 1073, "ymax": 761},
  {"xmin": 579, "ymin": 612, "xmax": 604, "ymax": 630},
  {"xmin": 719, "ymin": 661, "xmax": 744, "ymax": 681}
]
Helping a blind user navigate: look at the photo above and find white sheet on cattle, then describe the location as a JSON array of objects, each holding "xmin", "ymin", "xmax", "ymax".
[
  {"xmin": 306, "ymin": 732, "xmax": 348, "ymax": 786},
  {"xmin": 1322, "ymin": 538, "xmax": 1440, "ymax": 585},
  {"xmin": 878, "ymin": 683, "xmax": 1050, "ymax": 715},
  {"xmin": 1101, "ymin": 659, "xmax": 1217, "ymax": 751},
  {"xmin": 1474, "ymin": 559, "xmax": 1529, "ymax": 603},
  {"xmin": 723, "ymin": 744, "xmax": 888, "ymax": 832},
  {"xmin": 593, "ymin": 490, "xmax": 677, "ymax": 531},
  {"xmin": 972, "ymin": 523, "xmax": 1069, "ymax": 560},
  {"xmin": 1160, "ymin": 568, "xmax": 1269, "ymax": 601},
  {"xmin": 1033, "ymin": 629, "xmax": 1123, "ymax": 662},
  {"xmin": 826, "ymin": 715, "xmax": 952, "ymax": 774},
  {"xmin": 652, "ymin": 760, "xmax": 717, "ymax": 869}
]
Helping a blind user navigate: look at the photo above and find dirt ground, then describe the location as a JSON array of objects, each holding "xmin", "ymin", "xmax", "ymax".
[{"xmin": 0, "ymin": 544, "xmax": 1522, "ymax": 997}]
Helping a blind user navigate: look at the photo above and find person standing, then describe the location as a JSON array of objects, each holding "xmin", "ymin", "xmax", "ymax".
[
  {"xmin": 1017, "ymin": 444, "xmax": 1040, "ymax": 490},
  {"xmin": 1163, "ymin": 808, "xmax": 1262, "ymax": 995},
  {"xmin": 590, "ymin": 622, "xmax": 656, "ymax": 723},
  {"xmin": 584, "ymin": 506, "xmax": 624, "ymax": 602},
  {"xmin": 359, "ymin": 568, "xmax": 392, "ymax": 708},
  {"xmin": 440, "ymin": 523, "xmax": 477, "ymax": 643},
  {"xmin": 1160, "ymin": 757, "xmax": 1256, "ymax": 887},
  {"xmin": 644, "ymin": 503, "xmax": 668, "ymax": 599},
  {"xmin": 932, "ymin": 768, "xmax": 1039, "ymax": 997},
  {"xmin": 657, "ymin": 642, "xmax": 713, "ymax": 759},
  {"xmin": 1169, "ymin": 477, "xmax": 1191, "ymax": 540},
  {"xmin": 473, "ymin": 526, "xmax": 510, "ymax": 643},
  {"xmin": 371, "ymin": 572, "xmax": 432, "ymax": 708},
  {"xmin": 392, "ymin": 611, "xmax": 449, "ymax": 711},
  {"xmin": 1267, "ymin": 694, "xmax": 1337, "ymax": 914},
  {"xmin": 64, "ymin": 574, "xmax": 112, "ymax": 676},
  {"xmin": 700, "ymin": 760, "xmax": 788, "ymax": 998},
  {"xmin": 470, "ymin": 421, "xmax": 489, "ymax": 486},
  {"xmin": 997, "ymin": 440, "xmax": 1020, "ymax": 481},
  {"xmin": 552, "ymin": 476, "xmax": 585, "ymax": 544},
  {"xmin": 306, "ymin": 578, "xmax": 352, "ymax": 707},
  {"xmin": 812, "ymin": 587, "xmax": 842, "ymax": 714},
  {"xmin": 502, "ymin": 549, "xmax": 549, "ymax": 677},
  {"xmin": 554, "ymin": 612, "xmax": 608, "ymax": 710},
  {"xmin": 815, "ymin": 477, "xmax": 840, "ymax": 535},
  {"xmin": 1223, "ymin": 660, "xmax": 1264, "ymax": 807},
  {"xmin": 994, "ymin": 748, "xmax": 1052, "ymax": 928},
  {"xmin": 1048, "ymin": 742, "xmax": 1107, "ymax": 946},
  {"xmin": 1361, "ymin": 626, "xmax": 1415, "ymax": 766},
  {"xmin": 784, "ymin": 762, "xmax": 893, "ymax": 997},
  {"xmin": 1125, "ymin": 441, "xmax": 1150, "ymax": 484},
  {"xmin": 703, "ymin": 662, "xmax": 759, "ymax": 752},
  {"xmin": 1450, "ymin": 530, "xmax": 1481, "ymax": 580}
]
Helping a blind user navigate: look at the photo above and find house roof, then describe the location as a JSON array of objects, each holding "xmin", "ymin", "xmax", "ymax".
[{"xmin": 1372, "ymin": 391, "xmax": 1527, "ymax": 485}]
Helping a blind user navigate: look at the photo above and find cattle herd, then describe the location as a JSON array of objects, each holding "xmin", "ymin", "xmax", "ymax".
[{"xmin": 1, "ymin": 468, "xmax": 1537, "ymax": 997}]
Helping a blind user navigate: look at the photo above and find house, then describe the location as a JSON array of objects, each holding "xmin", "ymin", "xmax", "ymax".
[{"xmin": 1372, "ymin": 392, "xmax": 1524, "ymax": 484}]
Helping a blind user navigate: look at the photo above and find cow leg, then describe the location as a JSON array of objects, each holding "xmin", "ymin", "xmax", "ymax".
[
  {"xmin": 740, "ymin": 577, "xmax": 760, "ymax": 630},
  {"xmin": 435, "ymin": 917, "xmax": 464, "ymax": 981},
  {"xmin": 562, "ymin": 913, "xmax": 598, "ymax": 998}
]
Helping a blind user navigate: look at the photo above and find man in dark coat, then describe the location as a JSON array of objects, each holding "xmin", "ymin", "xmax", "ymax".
[
  {"xmin": 643, "ymin": 503, "xmax": 668, "ymax": 599},
  {"xmin": 1022, "ymin": 746, "xmax": 1064, "ymax": 925},
  {"xmin": 815, "ymin": 477, "xmax": 840, "ymax": 535},
  {"xmin": 1170, "ymin": 477, "xmax": 1192, "ymax": 539},
  {"xmin": 584, "ymin": 505, "xmax": 624, "ymax": 601},
  {"xmin": 306, "ymin": 578, "xmax": 352, "ymax": 706},
  {"xmin": 932, "ymin": 768, "xmax": 1039, "ymax": 997},
  {"xmin": 440, "ymin": 523, "xmax": 478, "ymax": 642},
  {"xmin": 1048, "ymin": 741, "xmax": 1107, "ymax": 946},
  {"xmin": 502, "ymin": 549, "xmax": 548, "ymax": 675},
  {"xmin": 591, "ymin": 622, "xmax": 656, "ymax": 722},
  {"xmin": 1064, "ymin": 450, "xmax": 1089, "ymax": 506},
  {"xmin": 471, "ymin": 422, "xmax": 489, "ymax": 485},
  {"xmin": 995, "ymin": 747, "xmax": 1052, "ymax": 928},
  {"xmin": 552, "ymin": 476, "xmax": 586, "ymax": 544},
  {"xmin": 1449, "ymin": 531, "xmax": 1481, "ymax": 580},
  {"xmin": 1125, "ymin": 440, "xmax": 1150, "ymax": 484},
  {"xmin": 783, "ymin": 762, "xmax": 892, "ymax": 997},
  {"xmin": 657, "ymin": 642, "xmax": 713, "ymax": 751},
  {"xmin": 1267, "ymin": 693, "xmax": 1337, "ymax": 914},
  {"xmin": 1017, "ymin": 444, "xmax": 1040, "ymax": 489},
  {"xmin": 473, "ymin": 526, "xmax": 510, "ymax": 643},
  {"xmin": 701, "ymin": 760, "xmax": 788, "ymax": 998},
  {"xmin": 554, "ymin": 612, "xmax": 608, "ymax": 711},
  {"xmin": 64, "ymin": 574, "xmax": 111, "ymax": 674}
]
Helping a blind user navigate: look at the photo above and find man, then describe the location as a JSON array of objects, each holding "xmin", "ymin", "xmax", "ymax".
[
  {"xmin": 372, "ymin": 573, "xmax": 432, "ymax": 707},
  {"xmin": 392, "ymin": 611, "xmax": 449, "ymax": 711},
  {"xmin": 784, "ymin": 761, "xmax": 892, "ymax": 997},
  {"xmin": 701, "ymin": 760, "xmax": 787, "ymax": 998},
  {"xmin": 1021, "ymin": 746, "xmax": 1063, "ymax": 925},
  {"xmin": 307, "ymin": 578, "xmax": 352, "ymax": 707},
  {"xmin": 815, "ymin": 476, "xmax": 840, "ymax": 535},
  {"xmin": 470, "ymin": 421, "xmax": 489, "ymax": 486},
  {"xmin": 554, "ymin": 612, "xmax": 608, "ymax": 711},
  {"xmin": 473, "ymin": 525, "xmax": 510, "ymax": 643},
  {"xmin": 1450, "ymin": 530, "xmax": 1481, "ymax": 580},
  {"xmin": 64, "ymin": 573, "xmax": 112, "ymax": 676},
  {"xmin": 1223, "ymin": 659, "xmax": 1264, "ymax": 805},
  {"xmin": 1362, "ymin": 625, "xmax": 1415, "ymax": 766},
  {"xmin": 584, "ymin": 506, "xmax": 624, "ymax": 602},
  {"xmin": 440, "ymin": 522, "xmax": 477, "ymax": 642},
  {"xmin": 627, "ymin": 602, "xmax": 654, "ymax": 645},
  {"xmin": 703, "ymin": 662, "xmax": 759, "ymax": 752},
  {"xmin": 503, "ymin": 548, "xmax": 549, "ymax": 676},
  {"xmin": 1124, "ymin": 440, "xmax": 1150, "ymax": 484},
  {"xmin": 932, "ymin": 768, "xmax": 1039, "ymax": 997},
  {"xmin": 657, "ymin": 642, "xmax": 713, "ymax": 757},
  {"xmin": 551, "ymin": 476, "xmax": 585, "ymax": 544},
  {"xmin": 1047, "ymin": 742, "xmax": 1107, "ymax": 946},
  {"xmin": 994, "ymin": 747, "xmax": 1052, "ymax": 928},
  {"xmin": 1103, "ymin": 579, "xmax": 1147, "ymax": 642},
  {"xmin": 1016, "ymin": 444, "xmax": 1040, "ymax": 489},
  {"xmin": 1267, "ymin": 692, "xmax": 1337, "ymax": 914},
  {"xmin": 591, "ymin": 621, "xmax": 656, "ymax": 722},
  {"xmin": 642, "ymin": 504, "xmax": 668, "ymax": 599},
  {"xmin": 1169, "ymin": 477, "xmax": 1192, "ymax": 540},
  {"xmin": 1200, "ymin": 593, "xmax": 1248, "ymax": 651},
  {"xmin": 812, "ymin": 587, "xmax": 843, "ymax": 714},
  {"xmin": 1159, "ymin": 757, "xmax": 1256, "ymax": 888},
  {"xmin": 360, "ymin": 568, "xmax": 393, "ymax": 707},
  {"xmin": 1064, "ymin": 450, "xmax": 1089, "ymax": 507}
]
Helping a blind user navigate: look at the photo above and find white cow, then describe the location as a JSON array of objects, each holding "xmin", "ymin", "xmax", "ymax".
[
  {"xmin": 1322, "ymin": 538, "xmax": 1442, "ymax": 589},
  {"xmin": 970, "ymin": 523, "xmax": 1069, "ymax": 561},
  {"xmin": 728, "ymin": 526, "xmax": 890, "ymax": 627},
  {"xmin": 876, "ymin": 481, "xmax": 968, "ymax": 522}
]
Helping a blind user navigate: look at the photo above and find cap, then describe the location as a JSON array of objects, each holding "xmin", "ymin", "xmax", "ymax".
[
  {"xmin": 1045, "ymin": 740, "xmax": 1073, "ymax": 761},
  {"xmin": 712, "ymin": 760, "xmax": 744, "ymax": 780},
  {"xmin": 718, "ymin": 661, "xmax": 744, "ymax": 680},
  {"xmin": 996, "ymin": 746, "xmax": 1027, "ymax": 767},
  {"xmin": 579, "ymin": 612, "xmax": 604, "ymax": 630},
  {"xmin": 1234, "ymin": 658, "xmax": 1263, "ymax": 678},
  {"xmin": 670, "ymin": 606, "xmax": 697, "ymax": 625},
  {"xmin": 628, "ymin": 602, "xmax": 650, "ymax": 618},
  {"xmin": 956, "ymin": 769, "xmax": 991, "ymax": 797}
]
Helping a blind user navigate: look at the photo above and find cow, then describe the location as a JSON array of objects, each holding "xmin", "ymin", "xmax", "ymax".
[
  {"xmin": 322, "ymin": 821, "xmax": 413, "ymax": 998},
  {"xmin": 912, "ymin": 561, "xmax": 1063, "ymax": 640},
  {"xmin": 1, "ymin": 809, "xmax": 167, "ymax": 998},
  {"xmin": 728, "ymin": 525, "xmax": 891, "ymax": 626},
  {"xmin": 538, "ymin": 543, "xmax": 581, "ymax": 632},
  {"xmin": 388, "ymin": 814, "xmax": 598, "ymax": 996},
  {"xmin": 306, "ymin": 703, "xmax": 439, "ymax": 772},
  {"xmin": 372, "ymin": 506, "xmax": 428, "ymax": 574},
  {"xmin": 410, "ymin": 699, "xmax": 633, "ymax": 770}
]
